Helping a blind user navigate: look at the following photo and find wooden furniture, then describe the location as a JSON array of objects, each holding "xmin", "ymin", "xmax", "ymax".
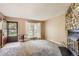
[{"xmin": 18, "ymin": 34, "xmax": 25, "ymax": 42}]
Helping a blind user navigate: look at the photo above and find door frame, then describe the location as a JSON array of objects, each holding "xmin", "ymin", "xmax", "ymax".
[{"xmin": 7, "ymin": 21, "xmax": 18, "ymax": 42}]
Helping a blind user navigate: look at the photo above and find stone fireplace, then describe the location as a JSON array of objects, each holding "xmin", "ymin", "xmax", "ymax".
[{"xmin": 65, "ymin": 3, "xmax": 79, "ymax": 55}]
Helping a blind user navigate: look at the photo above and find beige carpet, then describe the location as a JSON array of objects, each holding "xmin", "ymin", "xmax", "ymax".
[{"xmin": 0, "ymin": 40, "xmax": 62, "ymax": 56}]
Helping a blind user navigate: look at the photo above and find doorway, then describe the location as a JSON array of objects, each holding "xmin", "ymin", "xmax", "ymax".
[{"xmin": 7, "ymin": 21, "xmax": 18, "ymax": 42}]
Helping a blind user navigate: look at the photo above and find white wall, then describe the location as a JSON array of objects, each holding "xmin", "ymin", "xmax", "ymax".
[
  {"xmin": 0, "ymin": 12, "xmax": 4, "ymax": 30},
  {"xmin": 0, "ymin": 21, "xmax": 2, "ymax": 30},
  {"xmin": 45, "ymin": 14, "xmax": 67, "ymax": 46}
]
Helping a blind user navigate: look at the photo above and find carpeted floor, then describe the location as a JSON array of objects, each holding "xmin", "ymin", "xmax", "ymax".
[{"xmin": 0, "ymin": 40, "xmax": 73, "ymax": 56}]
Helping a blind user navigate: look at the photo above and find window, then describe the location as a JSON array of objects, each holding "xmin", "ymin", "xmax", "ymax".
[
  {"xmin": 27, "ymin": 22, "xmax": 41, "ymax": 39},
  {"xmin": 7, "ymin": 22, "xmax": 18, "ymax": 36}
]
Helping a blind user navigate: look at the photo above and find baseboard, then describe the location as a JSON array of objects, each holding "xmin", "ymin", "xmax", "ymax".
[{"xmin": 48, "ymin": 40, "xmax": 66, "ymax": 47}]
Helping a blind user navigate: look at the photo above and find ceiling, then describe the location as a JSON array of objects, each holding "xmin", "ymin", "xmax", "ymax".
[{"xmin": 0, "ymin": 3, "xmax": 70, "ymax": 20}]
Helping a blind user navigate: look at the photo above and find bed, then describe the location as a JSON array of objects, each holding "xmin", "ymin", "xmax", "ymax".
[{"xmin": 0, "ymin": 40, "xmax": 62, "ymax": 56}]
